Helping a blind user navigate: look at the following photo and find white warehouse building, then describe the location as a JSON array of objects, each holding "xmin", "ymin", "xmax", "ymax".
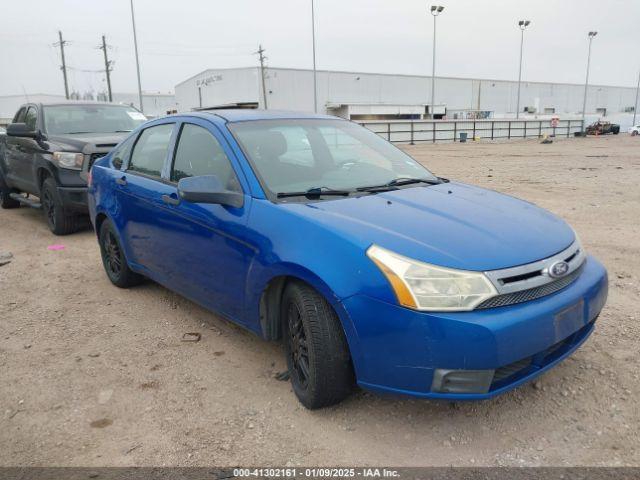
[{"xmin": 175, "ymin": 66, "xmax": 638, "ymax": 120}]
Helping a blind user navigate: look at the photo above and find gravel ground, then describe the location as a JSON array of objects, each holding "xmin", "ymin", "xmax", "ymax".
[{"xmin": 0, "ymin": 134, "xmax": 638, "ymax": 467}]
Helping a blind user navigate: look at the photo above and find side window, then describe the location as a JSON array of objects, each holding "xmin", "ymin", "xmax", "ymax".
[
  {"xmin": 112, "ymin": 136, "xmax": 135, "ymax": 170},
  {"xmin": 24, "ymin": 107, "xmax": 37, "ymax": 131},
  {"xmin": 171, "ymin": 123, "xmax": 241, "ymax": 192},
  {"xmin": 128, "ymin": 123, "xmax": 174, "ymax": 178},
  {"xmin": 14, "ymin": 108, "xmax": 26, "ymax": 123}
]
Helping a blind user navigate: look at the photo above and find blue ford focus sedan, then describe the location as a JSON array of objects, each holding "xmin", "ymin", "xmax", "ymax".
[{"xmin": 87, "ymin": 110, "xmax": 608, "ymax": 409}]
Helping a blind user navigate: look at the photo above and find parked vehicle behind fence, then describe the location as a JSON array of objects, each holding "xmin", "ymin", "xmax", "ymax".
[
  {"xmin": 87, "ymin": 110, "xmax": 608, "ymax": 409},
  {"xmin": 0, "ymin": 102, "xmax": 146, "ymax": 234},
  {"xmin": 585, "ymin": 120, "xmax": 620, "ymax": 135}
]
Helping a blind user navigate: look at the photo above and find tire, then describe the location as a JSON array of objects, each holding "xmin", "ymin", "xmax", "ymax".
[
  {"xmin": 98, "ymin": 219, "xmax": 144, "ymax": 288},
  {"xmin": 41, "ymin": 177, "xmax": 80, "ymax": 235},
  {"xmin": 0, "ymin": 170, "xmax": 20, "ymax": 209},
  {"xmin": 281, "ymin": 281, "xmax": 354, "ymax": 409},
  {"xmin": 632, "ymin": 130, "xmax": 638, "ymax": 136}
]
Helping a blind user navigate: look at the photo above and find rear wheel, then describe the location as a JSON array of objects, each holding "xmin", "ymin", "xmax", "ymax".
[
  {"xmin": 0, "ymin": 170, "xmax": 20, "ymax": 209},
  {"xmin": 99, "ymin": 219, "xmax": 143, "ymax": 288},
  {"xmin": 41, "ymin": 178, "xmax": 80, "ymax": 235},
  {"xmin": 281, "ymin": 281, "xmax": 354, "ymax": 409}
]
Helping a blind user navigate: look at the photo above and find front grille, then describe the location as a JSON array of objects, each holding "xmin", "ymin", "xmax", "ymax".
[
  {"xmin": 88, "ymin": 153, "xmax": 106, "ymax": 170},
  {"xmin": 477, "ymin": 262, "xmax": 585, "ymax": 309},
  {"xmin": 492, "ymin": 356, "xmax": 532, "ymax": 384}
]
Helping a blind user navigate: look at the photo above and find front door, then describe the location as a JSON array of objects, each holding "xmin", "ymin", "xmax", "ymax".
[
  {"xmin": 151, "ymin": 120, "xmax": 254, "ymax": 322},
  {"xmin": 5, "ymin": 106, "xmax": 39, "ymax": 194}
]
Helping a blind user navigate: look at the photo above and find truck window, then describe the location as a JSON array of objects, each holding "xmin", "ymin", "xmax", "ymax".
[
  {"xmin": 127, "ymin": 124, "xmax": 174, "ymax": 178},
  {"xmin": 13, "ymin": 107, "xmax": 27, "ymax": 123},
  {"xmin": 24, "ymin": 107, "xmax": 38, "ymax": 131}
]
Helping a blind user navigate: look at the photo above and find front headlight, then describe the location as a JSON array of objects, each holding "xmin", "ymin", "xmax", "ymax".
[
  {"xmin": 52, "ymin": 152, "xmax": 84, "ymax": 170},
  {"xmin": 367, "ymin": 245, "xmax": 498, "ymax": 311}
]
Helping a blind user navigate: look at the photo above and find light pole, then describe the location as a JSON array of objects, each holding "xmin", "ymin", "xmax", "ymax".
[
  {"xmin": 130, "ymin": 0, "xmax": 144, "ymax": 113},
  {"xmin": 581, "ymin": 31, "xmax": 598, "ymax": 132},
  {"xmin": 515, "ymin": 20, "xmax": 530, "ymax": 119},
  {"xmin": 633, "ymin": 69, "xmax": 640, "ymax": 127},
  {"xmin": 311, "ymin": 0, "xmax": 318, "ymax": 113},
  {"xmin": 429, "ymin": 5, "xmax": 444, "ymax": 119}
]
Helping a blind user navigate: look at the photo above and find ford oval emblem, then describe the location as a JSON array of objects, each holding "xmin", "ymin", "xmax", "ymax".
[{"xmin": 549, "ymin": 261, "xmax": 570, "ymax": 278}]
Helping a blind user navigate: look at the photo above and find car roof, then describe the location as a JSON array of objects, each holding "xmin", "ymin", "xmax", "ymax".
[{"xmin": 192, "ymin": 109, "xmax": 339, "ymax": 123}]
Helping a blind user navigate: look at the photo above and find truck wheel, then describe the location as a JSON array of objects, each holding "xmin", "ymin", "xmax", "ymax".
[
  {"xmin": 41, "ymin": 177, "xmax": 80, "ymax": 235},
  {"xmin": 632, "ymin": 130, "xmax": 639, "ymax": 136},
  {"xmin": 98, "ymin": 219, "xmax": 144, "ymax": 288},
  {"xmin": 281, "ymin": 281, "xmax": 354, "ymax": 409},
  {"xmin": 0, "ymin": 171, "xmax": 20, "ymax": 209}
]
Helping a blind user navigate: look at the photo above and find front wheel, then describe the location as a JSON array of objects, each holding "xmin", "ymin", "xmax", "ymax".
[
  {"xmin": 631, "ymin": 130, "xmax": 638, "ymax": 136},
  {"xmin": 98, "ymin": 220, "xmax": 144, "ymax": 288},
  {"xmin": 41, "ymin": 178, "xmax": 80, "ymax": 235},
  {"xmin": 281, "ymin": 281, "xmax": 354, "ymax": 409},
  {"xmin": 0, "ymin": 170, "xmax": 20, "ymax": 209}
]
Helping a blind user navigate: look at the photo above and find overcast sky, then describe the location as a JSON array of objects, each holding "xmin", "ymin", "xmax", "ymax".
[{"xmin": 1, "ymin": 0, "xmax": 639, "ymax": 97}]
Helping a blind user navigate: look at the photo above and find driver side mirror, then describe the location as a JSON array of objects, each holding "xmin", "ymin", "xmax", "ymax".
[
  {"xmin": 177, "ymin": 175, "xmax": 244, "ymax": 208},
  {"xmin": 6, "ymin": 123, "xmax": 38, "ymax": 138}
]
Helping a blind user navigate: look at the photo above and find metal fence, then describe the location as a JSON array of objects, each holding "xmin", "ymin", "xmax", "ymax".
[{"xmin": 359, "ymin": 119, "xmax": 584, "ymax": 144}]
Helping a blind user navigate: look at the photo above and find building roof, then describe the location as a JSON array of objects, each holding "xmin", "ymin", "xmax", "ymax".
[
  {"xmin": 202, "ymin": 109, "xmax": 337, "ymax": 122},
  {"xmin": 175, "ymin": 66, "xmax": 638, "ymax": 91}
]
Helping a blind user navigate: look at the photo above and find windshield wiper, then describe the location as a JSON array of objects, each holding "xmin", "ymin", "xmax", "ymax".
[
  {"xmin": 114, "ymin": 130, "xmax": 132, "ymax": 133},
  {"xmin": 356, "ymin": 177, "xmax": 441, "ymax": 192},
  {"xmin": 277, "ymin": 187, "xmax": 353, "ymax": 199}
]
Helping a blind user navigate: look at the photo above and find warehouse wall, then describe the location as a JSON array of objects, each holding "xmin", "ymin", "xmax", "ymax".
[
  {"xmin": 175, "ymin": 67, "xmax": 260, "ymax": 111},
  {"xmin": 175, "ymin": 67, "xmax": 638, "ymax": 117}
]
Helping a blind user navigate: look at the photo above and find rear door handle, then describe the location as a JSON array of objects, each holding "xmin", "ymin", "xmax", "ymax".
[
  {"xmin": 115, "ymin": 176, "xmax": 127, "ymax": 186},
  {"xmin": 162, "ymin": 194, "xmax": 180, "ymax": 206}
]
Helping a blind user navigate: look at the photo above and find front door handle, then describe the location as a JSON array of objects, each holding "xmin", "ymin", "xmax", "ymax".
[
  {"xmin": 162, "ymin": 194, "xmax": 180, "ymax": 206},
  {"xmin": 115, "ymin": 176, "xmax": 127, "ymax": 186}
]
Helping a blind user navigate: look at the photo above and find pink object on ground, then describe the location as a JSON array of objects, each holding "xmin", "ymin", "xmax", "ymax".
[{"xmin": 47, "ymin": 245, "xmax": 66, "ymax": 251}]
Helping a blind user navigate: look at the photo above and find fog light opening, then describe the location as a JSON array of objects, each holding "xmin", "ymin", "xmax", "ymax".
[{"xmin": 431, "ymin": 369, "xmax": 495, "ymax": 394}]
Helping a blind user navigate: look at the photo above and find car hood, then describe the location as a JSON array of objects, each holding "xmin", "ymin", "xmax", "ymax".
[
  {"xmin": 46, "ymin": 133, "xmax": 127, "ymax": 153},
  {"xmin": 289, "ymin": 182, "xmax": 575, "ymax": 271}
]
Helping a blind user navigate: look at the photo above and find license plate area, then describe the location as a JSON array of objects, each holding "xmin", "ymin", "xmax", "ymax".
[{"xmin": 553, "ymin": 298, "xmax": 585, "ymax": 340}]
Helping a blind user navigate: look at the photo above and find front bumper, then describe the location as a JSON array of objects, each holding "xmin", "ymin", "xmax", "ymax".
[
  {"xmin": 341, "ymin": 255, "xmax": 608, "ymax": 400},
  {"xmin": 57, "ymin": 186, "xmax": 89, "ymax": 214}
]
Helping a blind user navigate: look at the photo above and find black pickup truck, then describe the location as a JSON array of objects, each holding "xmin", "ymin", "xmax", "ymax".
[{"xmin": 0, "ymin": 102, "xmax": 146, "ymax": 234}]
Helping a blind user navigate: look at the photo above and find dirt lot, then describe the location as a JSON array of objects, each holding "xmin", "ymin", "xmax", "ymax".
[{"xmin": 1, "ymin": 135, "xmax": 639, "ymax": 467}]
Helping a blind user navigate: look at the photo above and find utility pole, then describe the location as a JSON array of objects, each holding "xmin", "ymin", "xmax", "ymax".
[
  {"xmin": 99, "ymin": 35, "xmax": 113, "ymax": 102},
  {"xmin": 56, "ymin": 31, "xmax": 70, "ymax": 100},
  {"xmin": 633, "ymin": 69, "xmax": 640, "ymax": 127},
  {"xmin": 581, "ymin": 31, "xmax": 598, "ymax": 133},
  {"xmin": 515, "ymin": 20, "xmax": 531, "ymax": 119},
  {"xmin": 311, "ymin": 0, "xmax": 318, "ymax": 113},
  {"xmin": 256, "ymin": 44, "xmax": 268, "ymax": 109},
  {"xmin": 130, "ymin": 0, "xmax": 144, "ymax": 113}
]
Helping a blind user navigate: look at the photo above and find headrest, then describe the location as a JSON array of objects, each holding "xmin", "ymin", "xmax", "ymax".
[{"xmin": 258, "ymin": 130, "xmax": 287, "ymax": 159}]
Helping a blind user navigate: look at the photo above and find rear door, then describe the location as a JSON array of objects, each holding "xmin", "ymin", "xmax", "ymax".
[
  {"xmin": 115, "ymin": 122, "xmax": 177, "ymax": 274},
  {"xmin": 151, "ymin": 120, "xmax": 253, "ymax": 321}
]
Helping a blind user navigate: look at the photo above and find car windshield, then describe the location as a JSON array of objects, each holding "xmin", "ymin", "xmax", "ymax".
[
  {"xmin": 43, "ymin": 104, "xmax": 147, "ymax": 135},
  {"xmin": 229, "ymin": 119, "xmax": 438, "ymax": 198}
]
